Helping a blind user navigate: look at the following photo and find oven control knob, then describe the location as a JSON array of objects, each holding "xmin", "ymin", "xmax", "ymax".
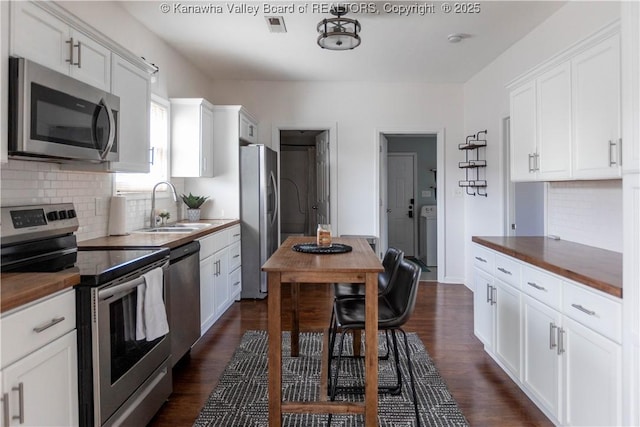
[
  {"xmin": 47, "ymin": 211, "xmax": 59, "ymax": 221},
  {"xmin": 58, "ymin": 210, "xmax": 68, "ymax": 220},
  {"xmin": 67, "ymin": 209, "xmax": 76, "ymax": 218}
]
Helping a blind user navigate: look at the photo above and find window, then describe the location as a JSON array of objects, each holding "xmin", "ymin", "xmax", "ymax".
[{"xmin": 115, "ymin": 95, "xmax": 170, "ymax": 192}]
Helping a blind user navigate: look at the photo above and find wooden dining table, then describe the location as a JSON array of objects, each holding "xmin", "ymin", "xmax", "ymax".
[{"xmin": 262, "ymin": 236, "xmax": 383, "ymax": 427}]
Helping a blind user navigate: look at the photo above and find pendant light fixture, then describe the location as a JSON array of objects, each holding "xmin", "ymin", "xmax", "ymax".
[{"xmin": 317, "ymin": 6, "xmax": 361, "ymax": 50}]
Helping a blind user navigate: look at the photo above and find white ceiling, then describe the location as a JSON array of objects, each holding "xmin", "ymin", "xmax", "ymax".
[{"xmin": 121, "ymin": 1, "xmax": 566, "ymax": 83}]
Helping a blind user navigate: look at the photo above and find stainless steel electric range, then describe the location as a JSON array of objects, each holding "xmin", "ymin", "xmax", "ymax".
[{"xmin": 1, "ymin": 203, "xmax": 172, "ymax": 427}]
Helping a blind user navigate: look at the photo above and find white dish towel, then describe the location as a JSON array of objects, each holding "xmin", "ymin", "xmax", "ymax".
[{"xmin": 135, "ymin": 267, "xmax": 170, "ymax": 341}]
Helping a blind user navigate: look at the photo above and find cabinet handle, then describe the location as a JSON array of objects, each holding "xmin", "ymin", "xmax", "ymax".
[
  {"xmin": 249, "ymin": 125, "xmax": 254, "ymax": 137},
  {"xmin": 618, "ymin": 138, "xmax": 623, "ymax": 166},
  {"xmin": 491, "ymin": 286, "xmax": 497, "ymax": 306},
  {"xmin": 475, "ymin": 256, "xmax": 487, "ymax": 263},
  {"xmin": 527, "ymin": 281, "xmax": 546, "ymax": 291},
  {"xmin": 497, "ymin": 267, "xmax": 512, "ymax": 275},
  {"xmin": 33, "ymin": 316, "xmax": 65, "ymax": 333},
  {"xmin": 549, "ymin": 323, "xmax": 557, "ymax": 349},
  {"xmin": 557, "ymin": 327, "xmax": 565, "ymax": 355},
  {"xmin": 233, "ymin": 281, "xmax": 240, "ymax": 287},
  {"xmin": 233, "ymin": 254, "xmax": 240, "ymax": 259},
  {"xmin": 2, "ymin": 393, "xmax": 9, "ymax": 427},
  {"xmin": 66, "ymin": 38, "xmax": 75, "ymax": 65},
  {"xmin": 571, "ymin": 303, "xmax": 596, "ymax": 316},
  {"xmin": 528, "ymin": 153, "xmax": 534, "ymax": 173},
  {"xmin": 534, "ymin": 153, "xmax": 540, "ymax": 171},
  {"xmin": 12, "ymin": 383, "xmax": 24, "ymax": 424},
  {"xmin": 76, "ymin": 40, "xmax": 82, "ymax": 68},
  {"xmin": 609, "ymin": 140, "xmax": 617, "ymax": 166},
  {"xmin": 233, "ymin": 233, "xmax": 241, "ymax": 237},
  {"xmin": 486, "ymin": 283, "xmax": 491, "ymax": 303}
]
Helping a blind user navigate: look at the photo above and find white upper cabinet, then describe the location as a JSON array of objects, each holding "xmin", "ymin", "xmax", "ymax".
[
  {"xmin": 572, "ymin": 34, "xmax": 621, "ymax": 179},
  {"xmin": 509, "ymin": 25, "xmax": 621, "ymax": 182},
  {"xmin": 622, "ymin": 2, "xmax": 640, "ymax": 174},
  {"xmin": 510, "ymin": 81, "xmax": 537, "ymax": 182},
  {"xmin": 171, "ymin": 98, "xmax": 215, "ymax": 178},
  {"xmin": 10, "ymin": 1, "xmax": 111, "ymax": 91},
  {"xmin": 239, "ymin": 110, "xmax": 258, "ymax": 144},
  {"xmin": 107, "ymin": 54, "xmax": 151, "ymax": 173},
  {"xmin": 537, "ymin": 63, "xmax": 572, "ymax": 180},
  {"xmin": 510, "ymin": 64, "xmax": 572, "ymax": 182}
]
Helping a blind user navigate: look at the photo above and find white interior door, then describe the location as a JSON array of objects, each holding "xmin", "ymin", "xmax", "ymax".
[
  {"xmin": 315, "ymin": 131, "xmax": 330, "ymax": 225},
  {"xmin": 387, "ymin": 153, "xmax": 416, "ymax": 256}
]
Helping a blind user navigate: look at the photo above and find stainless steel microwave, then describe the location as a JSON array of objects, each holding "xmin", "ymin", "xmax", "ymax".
[{"xmin": 8, "ymin": 57, "xmax": 119, "ymax": 163}]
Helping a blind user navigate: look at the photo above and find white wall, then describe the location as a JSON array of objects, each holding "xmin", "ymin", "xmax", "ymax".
[
  {"xmin": 463, "ymin": 1, "xmax": 621, "ymax": 286},
  {"xmin": 209, "ymin": 81, "xmax": 466, "ymax": 282},
  {"xmin": 1, "ymin": 1, "xmax": 214, "ymax": 241}
]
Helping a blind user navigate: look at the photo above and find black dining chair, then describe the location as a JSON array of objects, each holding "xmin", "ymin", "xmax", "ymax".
[
  {"xmin": 333, "ymin": 246, "xmax": 403, "ymax": 299},
  {"xmin": 330, "ymin": 247, "xmax": 404, "ymax": 360},
  {"xmin": 327, "ymin": 258, "xmax": 422, "ymax": 426}
]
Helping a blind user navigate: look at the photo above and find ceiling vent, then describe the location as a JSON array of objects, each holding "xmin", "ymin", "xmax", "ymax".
[{"xmin": 265, "ymin": 16, "xmax": 287, "ymax": 33}]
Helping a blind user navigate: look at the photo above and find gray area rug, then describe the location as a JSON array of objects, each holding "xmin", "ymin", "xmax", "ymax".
[{"xmin": 194, "ymin": 330, "xmax": 468, "ymax": 426}]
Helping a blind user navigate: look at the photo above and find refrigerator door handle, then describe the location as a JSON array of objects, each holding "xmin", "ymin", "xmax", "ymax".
[{"xmin": 270, "ymin": 170, "xmax": 279, "ymax": 227}]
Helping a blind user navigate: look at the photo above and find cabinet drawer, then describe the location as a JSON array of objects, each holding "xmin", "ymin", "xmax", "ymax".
[
  {"xmin": 494, "ymin": 254, "xmax": 521, "ymax": 288},
  {"xmin": 228, "ymin": 225, "xmax": 241, "ymax": 243},
  {"xmin": 563, "ymin": 281, "xmax": 622, "ymax": 343},
  {"xmin": 521, "ymin": 264, "xmax": 561, "ymax": 310},
  {"xmin": 0, "ymin": 289, "xmax": 76, "ymax": 369},
  {"xmin": 228, "ymin": 241, "xmax": 241, "ymax": 271},
  {"xmin": 473, "ymin": 245, "xmax": 495, "ymax": 273},
  {"xmin": 198, "ymin": 230, "xmax": 228, "ymax": 259},
  {"xmin": 229, "ymin": 267, "xmax": 242, "ymax": 295}
]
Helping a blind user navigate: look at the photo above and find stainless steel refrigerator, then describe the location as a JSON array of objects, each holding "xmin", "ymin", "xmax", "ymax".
[{"xmin": 240, "ymin": 144, "xmax": 279, "ymax": 299}]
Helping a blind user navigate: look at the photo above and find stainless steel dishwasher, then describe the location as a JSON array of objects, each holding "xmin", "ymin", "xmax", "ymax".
[{"xmin": 167, "ymin": 241, "xmax": 201, "ymax": 366}]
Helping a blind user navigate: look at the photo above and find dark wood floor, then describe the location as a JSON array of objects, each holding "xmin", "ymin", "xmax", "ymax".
[{"xmin": 148, "ymin": 282, "xmax": 552, "ymax": 426}]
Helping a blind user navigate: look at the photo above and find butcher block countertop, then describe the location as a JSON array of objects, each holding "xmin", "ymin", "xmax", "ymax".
[
  {"xmin": 1, "ymin": 270, "xmax": 80, "ymax": 314},
  {"xmin": 78, "ymin": 219, "xmax": 240, "ymax": 249},
  {"xmin": 1, "ymin": 219, "xmax": 239, "ymax": 314},
  {"xmin": 472, "ymin": 236, "xmax": 622, "ymax": 298}
]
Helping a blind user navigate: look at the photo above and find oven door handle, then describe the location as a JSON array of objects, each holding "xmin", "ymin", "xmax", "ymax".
[{"xmin": 99, "ymin": 276, "xmax": 146, "ymax": 301}]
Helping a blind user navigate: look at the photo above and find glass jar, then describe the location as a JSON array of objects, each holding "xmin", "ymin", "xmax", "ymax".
[{"xmin": 316, "ymin": 224, "xmax": 332, "ymax": 247}]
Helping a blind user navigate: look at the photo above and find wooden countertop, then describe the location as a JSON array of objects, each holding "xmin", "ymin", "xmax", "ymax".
[
  {"xmin": 1, "ymin": 270, "xmax": 80, "ymax": 314},
  {"xmin": 2, "ymin": 219, "xmax": 239, "ymax": 314},
  {"xmin": 472, "ymin": 236, "xmax": 622, "ymax": 298},
  {"xmin": 78, "ymin": 219, "xmax": 240, "ymax": 249}
]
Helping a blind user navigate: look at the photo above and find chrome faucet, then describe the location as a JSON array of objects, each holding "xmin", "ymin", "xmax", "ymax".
[{"xmin": 151, "ymin": 181, "xmax": 179, "ymax": 227}]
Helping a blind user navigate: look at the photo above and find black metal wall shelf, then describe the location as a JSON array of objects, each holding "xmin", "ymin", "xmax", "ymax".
[{"xmin": 458, "ymin": 130, "xmax": 487, "ymax": 197}]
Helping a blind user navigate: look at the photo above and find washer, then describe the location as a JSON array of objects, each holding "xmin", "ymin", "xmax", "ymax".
[{"xmin": 420, "ymin": 205, "xmax": 437, "ymax": 267}]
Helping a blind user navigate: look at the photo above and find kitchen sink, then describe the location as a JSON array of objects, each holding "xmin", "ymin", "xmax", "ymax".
[{"xmin": 133, "ymin": 222, "xmax": 220, "ymax": 234}]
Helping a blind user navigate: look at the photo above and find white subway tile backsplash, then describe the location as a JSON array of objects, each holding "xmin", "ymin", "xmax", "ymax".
[
  {"xmin": 547, "ymin": 180, "xmax": 622, "ymax": 252},
  {"xmin": 1, "ymin": 160, "xmax": 186, "ymax": 241}
]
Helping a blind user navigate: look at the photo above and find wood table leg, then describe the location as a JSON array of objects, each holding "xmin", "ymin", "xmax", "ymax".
[
  {"xmin": 291, "ymin": 282, "xmax": 300, "ymax": 357},
  {"xmin": 364, "ymin": 272, "xmax": 378, "ymax": 427},
  {"xmin": 268, "ymin": 272, "xmax": 282, "ymax": 427},
  {"xmin": 352, "ymin": 330, "xmax": 362, "ymax": 356}
]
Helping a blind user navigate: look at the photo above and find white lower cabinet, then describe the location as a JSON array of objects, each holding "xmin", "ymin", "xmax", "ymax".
[
  {"xmin": 0, "ymin": 289, "xmax": 78, "ymax": 426},
  {"xmin": 473, "ymin": 269, "xmax": 521, "ymax": 379},
  {"xmin": 198, "ymin": 225, "xmax": 242, "ymax": 336},
  {"xmin": 494, "ymin": 279, "xmax": 521, "ymax": 378},
  {"xmin": 1, "ymin": 331, "xmax": 78, "ymax": 427},
  {"xmin": 522, "ymin": 295, "xmax": 562, "ymax": 420},
  {"xmin": 472, "ymin": 243, "xmax": 622, "ymax": 426},
  {"xmin": 562, "ymin": 317, "xmax": 622, "ymax": 426},
  {"xmin": 473, "ymin": 269, "xmax": 494, "ymax": 349}
]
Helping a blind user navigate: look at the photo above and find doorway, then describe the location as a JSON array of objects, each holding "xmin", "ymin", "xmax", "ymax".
[
  {"xmin": 279, "ymin": 129, "xmax": 330, "ymax": 242},
  {"xmin": 382, "ymin": 133, "xmax": 439, "ymax": 281}
]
